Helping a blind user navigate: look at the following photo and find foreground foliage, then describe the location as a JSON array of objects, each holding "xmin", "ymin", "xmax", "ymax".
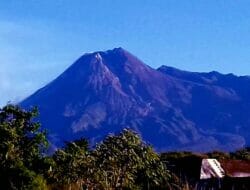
[
  {"xmin": 92, "ymin": 129, "xmax": 170, "ymax": 189},
  {"xmin": 50, "ymin": 130, "xmax": 171, "ymax": 189},
  {"xmin": 0, "ymin": 105, "xmax": 49, "ymax": 189}
]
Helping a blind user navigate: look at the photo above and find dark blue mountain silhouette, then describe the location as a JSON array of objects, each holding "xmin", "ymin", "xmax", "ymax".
[{"xmin": 21, "ymin": 48, "xmax": 250, "ymax": 151}]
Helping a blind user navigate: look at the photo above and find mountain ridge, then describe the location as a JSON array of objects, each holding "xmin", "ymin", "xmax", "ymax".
[{"xmin": 21, "ymin": 48, "xmax": 250, "ymax": 152}]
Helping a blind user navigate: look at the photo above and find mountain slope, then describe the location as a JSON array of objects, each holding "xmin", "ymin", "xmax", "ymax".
[{"xmin": 21, "ymin": 48, "xmax": 250, "ymax": 151}]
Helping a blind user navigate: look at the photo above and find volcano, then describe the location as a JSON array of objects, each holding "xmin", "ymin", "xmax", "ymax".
[{"xmin": 21, "ymin": 48, "xmax": 250, "ymax": 151}]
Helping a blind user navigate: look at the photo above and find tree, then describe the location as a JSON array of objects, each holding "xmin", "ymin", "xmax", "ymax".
[
  {"xmin": 93, "ymin": 129, "xmax": 170, "ymax": 189},
  {"xmin": 51, "ymin": 138, "xmax": 95, "ymax": 189},
  {"xmin": 207, "ymin": 151, "xmax": 230, "ymax": 160},
  {"xmin": 0, "ymin": 104, "xmax": 49, "ymax": 189},
  {"xmin": 230, "ymin": 147, "xmax": 250, "ymax": 160}
]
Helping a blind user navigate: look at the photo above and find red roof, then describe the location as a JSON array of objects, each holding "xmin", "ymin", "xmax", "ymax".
[{"xmin": 220, "ymin": 160, "xmax": 250, "ymax": 177}]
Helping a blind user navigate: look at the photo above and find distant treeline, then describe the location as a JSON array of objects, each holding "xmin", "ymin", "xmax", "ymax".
[{"xmin": 0, "ymin": 105, "xmax": 249, "ymax": 190}]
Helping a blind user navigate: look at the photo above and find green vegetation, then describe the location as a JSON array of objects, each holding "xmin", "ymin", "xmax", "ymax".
[
  {"xmin": 49, "ymin": 129, "xmax": 173, "ymax": 189},
  {"xmin": 0, "ymin": 105, "xmax": 49, "ymax": 189},
  {"xmin": 230, "ymin": 147, "xmax": 250, "ymax": 161},
  {"xmin": 92, "ymin": 129, "xmax": 170, "ymax": 189},
  {"xmin": 0, "ymin": 105, "xmax": 249, "ymax": 190}
]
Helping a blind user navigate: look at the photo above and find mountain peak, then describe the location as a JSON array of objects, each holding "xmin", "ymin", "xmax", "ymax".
[
  {"xmin": 111, "ymin": 47, "xmax": 125, "ymax": 52},
  {"xmin": 83, "ymin": 47, "xmax": 126, "ymax": 56},
  {"xmin": 76, "ymin": 47, "xmax": 131, "ymax": 66},
  {"xmin": 104, "ymin": 47, "xmax": 131, "ymax": 58},
  {"xmin": 74, "ymin": 47, "xmax": 151, "ymax": 75}
]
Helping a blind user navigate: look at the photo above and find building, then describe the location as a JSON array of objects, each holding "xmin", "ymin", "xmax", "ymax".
[{"xmin": 198, "ymin": 159, "xmax": 250, "ymax": 190}]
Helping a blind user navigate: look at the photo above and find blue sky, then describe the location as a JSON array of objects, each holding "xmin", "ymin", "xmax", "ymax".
[{"xmin": 1, "ymin": 0, "xmax": 250, "ymax": 106}]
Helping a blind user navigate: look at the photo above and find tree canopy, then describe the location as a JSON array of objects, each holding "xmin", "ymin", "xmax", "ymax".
[
  {"xmin": 92, "ymin": 129, "xmax": 170, "ymax": 189},
  {"xmin": 0, "ymin": 105, "xmax": 48, "ymax": 189}
]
